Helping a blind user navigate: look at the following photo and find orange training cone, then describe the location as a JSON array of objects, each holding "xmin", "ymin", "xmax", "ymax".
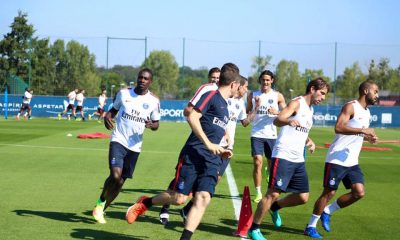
[{"xmin": 234, "ymin": 186, "xmax": 253, "ymax": 237}]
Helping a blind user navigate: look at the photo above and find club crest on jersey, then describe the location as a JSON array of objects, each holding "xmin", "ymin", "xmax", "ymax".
[
  {"xmin": 235, "ymin": 103, "xmax": 240, "ymax": 109},
  {"xmin": 277, "ymin": 179, "xmax": 283, "ymax": 187},
  {"xmin": 178, "ymin": 181, "xmax": 185, "ymax": 190},
  {"xmin": 329, "ymin": 178, "xmax": 336, "ymax": 186},
  {"xmin": 228, "ymin": 99, "xmax": 232, "ymax": 105},
  {"xmin": 268, "ymin": 99, "xmax": 274, "ymax": 104},
  {"xmin": 143, "ymin": 103, "xmax": 149, "ymax": 109}
]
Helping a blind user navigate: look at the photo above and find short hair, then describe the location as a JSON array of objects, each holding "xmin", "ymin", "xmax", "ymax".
[
  {"xmin": 208, "ymin": 67, "xmax": 221, "ymax": 78},
  {"xmin": 219, "ymin": 70, "xmax": 241, "ymax": 87},
  {"xmin": 358, "ymin": 80, "xmax": 377, "ymax": 96},
  {"xmin": 240, "ymin": 75, "xmax": 248, "ymax": 86},
  {"xmin": 138, "ymin": 68, "xmax": 153, "ymax": 79},
  {"xmin": 221, "ymin": 62, "xmax": 239, "ymax": 74},
  {"xmin": 258, "ymin": 70, "xmax": 274, "ymax": 82},
  {"xmin": 306, "ymin": 77, "xmax": 330, "ymax": 94}
]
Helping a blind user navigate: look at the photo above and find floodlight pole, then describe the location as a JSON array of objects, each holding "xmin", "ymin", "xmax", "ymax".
[
  {"xmin": 106, "ymin": 36, "xmax": 110, "ymax": 95},
  {"xmin": 182, "ymin": 37, "xmax": 186, "ymax": 81},
  {"xmin": 333, "ymin": 42, "xmax": 338, "ymax": 105}
]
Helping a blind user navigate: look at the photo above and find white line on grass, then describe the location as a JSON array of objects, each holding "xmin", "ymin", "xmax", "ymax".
[{"xmin": 225, "ymin": 163, "xmax": 247, "ymax": 240}]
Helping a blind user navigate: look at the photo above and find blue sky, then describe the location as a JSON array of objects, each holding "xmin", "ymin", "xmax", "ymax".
[{"xmin": 1, "ymin": 0, "xmax": 400, "ymax": 78}]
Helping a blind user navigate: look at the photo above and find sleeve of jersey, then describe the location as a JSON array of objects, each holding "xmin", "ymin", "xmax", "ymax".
[
  {"xmin": 238, "ymin": 101, "xmax": 247, "ymax": 120},
  {"xmin": 112, "ymin": 91, "xmax": 122, "ymax": 110},
  {"xmin": 194, "ymin": 91, "xmax": 217, "ymax": 114},
  {"xmin": 190, "ymin": 85, "xmax": 209, "ymax": 106},
  {"xmin": 151, "ymin": 99, "xmax": 161, "ymax": 121}
]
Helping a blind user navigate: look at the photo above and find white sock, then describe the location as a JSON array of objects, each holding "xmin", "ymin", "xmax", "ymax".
[
  {"xmin": 324, "ymin": 200, "xmax": 341, "ymax": 215},
  {"xmin": 256, "ymin": 186, "xmax": 262, "ymax": 195},
  {"xmin": 24, "ymin": 112, "xmax": 28, "ymax": 116},
  {"xmin": 307, "ymin": 214, "xmax": 320, "ymax": 228},
  {"xmin": 17, "ymin": 113, "xmax": 20, "ymax": 117}
]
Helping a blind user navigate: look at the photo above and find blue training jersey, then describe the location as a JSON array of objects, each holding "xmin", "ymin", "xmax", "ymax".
[{"xmin": 185, "ymin": 90, "xmax": 229, "ymax": 159}]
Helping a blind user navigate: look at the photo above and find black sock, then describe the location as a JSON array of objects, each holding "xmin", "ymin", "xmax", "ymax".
[
  {"xmin": 180, "ymin": 229, "xmax": 193, "ymax": 240},
  {"xmin": 143, "ymin": 197, "xmax": 153, "ymax": 208},
  {"xmin": 182, "ymin": 201, "xmax": 193, "ymax": 215},
  {"xmin": 250, "ymin": 222, "xmax": 260, "ymax": 231},
  {"xmin": 270, "ymin": 201, "xmax": 281, "ymax": 212},
  {"xmin": 161, "ymin": 205, "xmax": 170, "ymax": 214}
]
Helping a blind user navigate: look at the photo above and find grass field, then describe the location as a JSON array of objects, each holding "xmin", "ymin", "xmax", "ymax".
[{"xmin": 0, "ymin": 118, "xmax": 399, "ymax": 240}]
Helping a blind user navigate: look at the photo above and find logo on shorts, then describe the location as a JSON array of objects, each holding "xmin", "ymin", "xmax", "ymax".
[
  {"xmin": 329, "ymin": 178, "xmax": 336, "ymax": 186},
  {"xmin": 277, "ymin": 178, "xmax": 283, "ymax": 187},
  {"xmin": 143, "ymin": 103, "xmax": 149, "ymax": 109},
  {"xmin": 111, "ymin": 158, "xmax": 116, "ymax": 165},
  {"xmin": 178, "ymin": 181, "xmax": 185, "ymax": 190}
]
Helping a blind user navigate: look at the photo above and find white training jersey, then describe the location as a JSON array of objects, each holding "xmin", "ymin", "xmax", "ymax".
[
  {"xmin": 219, "ymin": 97, "xmax": 247, "ymax": 150},
  {"xmin": 23, "ymin": 91, "xmax": 32, "ymax": 104},
  {"xmin": 190, "ymin": 83, "xmax": 218, "ymax": 106},
  {"xmin": 98, "ymin": 95, "xmax": 107, "ymax": 108},
  {"xmin": 251, "ymin": 90, "xmax": 280, "ymax": 139},
  {"xmin": 76, "ymin": 93, "xmax": 84, "ymax": 106},
  {"xmin": 68, "ymin": 91, "xmax": 76, "ymax": 104},
  {"xmin": 111, "ymin": 88, "xmax": 161, "ymax": 152},
  {"xmin": 272, "ymin": 96, "xmax": 313, "ymax": 163},
  {"xmin": 326, "ymin": 100, "xmax": 371, "ymax": 167}
]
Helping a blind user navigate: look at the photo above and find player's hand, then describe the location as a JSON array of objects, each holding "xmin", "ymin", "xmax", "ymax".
[
  {"xmin": 145, "ymin": 118, "xmax": 153, "ymax": 128},
  {"xmin": 254, "ymin": 96, "xmax": 261, "ymax": 109},
  {"xmin": 206, "ymin": 143, "xmax": 225, "ymax": 155},
  {"xmin": 104, "ymin": 116, "xmax": 115, "ymax": 130},
  {"xmin": 361, "ymin": 127, "xmax": 377, "ymax": 139},
  {"xmin": 288, "ymin": 119, "xmax": 301, "ymax": 127},
  {"xmin": 220, "ymin": 149, "xmax": 233, "ymax": 159},
  {"xmin": 268, "ymin": 106, "xmax": 279, "ymax": 115},
  {"xmin": 306, "ymin": 140, "xmax": 316, "ymax": 154},
  {"xmin": 367, "ymin": 135, "xmax": 379, "ymax": 144}
]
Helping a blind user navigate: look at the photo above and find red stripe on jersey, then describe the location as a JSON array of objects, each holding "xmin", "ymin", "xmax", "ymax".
[
  {"xmin": 270, "ymin": 158, "xmax": 280, "ymax": 187},
  {"xmin": 190, "ymin": 83, "xmax": 214, "ymax": 103},
  {"xmin": 198, "ymin": 91, "xmax": 217, "ymax": 111},
  {"xmin": 324, "ymin": 163, "xmax": 332, "ymax": 186},
  {"xmin": 172, "ymin": 154, "xmax": 185, "ymax": 190}
]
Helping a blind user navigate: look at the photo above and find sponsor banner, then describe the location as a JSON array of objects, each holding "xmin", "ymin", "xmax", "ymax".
[{"xmin": 1, "ymin": 95, "xmax": 399, "ymax": 128}]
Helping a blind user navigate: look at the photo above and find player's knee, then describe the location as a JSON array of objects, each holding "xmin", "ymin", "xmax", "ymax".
[
  {"xmin": 172, "ymin": 194, "xmax": 188, "ymax": 205},
  {"xmin": 253, "ymin": 157, "xmax": 263, "ymax": 168},
  {"xmin": 353, "ymin": 190, "xmax": 365, "ymax": 199},
  {"xmin": 299, "ymin": 193, "xmax": 309, "ymax": 204}
]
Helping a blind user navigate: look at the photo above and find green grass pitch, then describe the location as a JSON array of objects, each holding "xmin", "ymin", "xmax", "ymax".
[{"xmin": 0, "ymin": 118, "xmax": 398, "ymax": 239}]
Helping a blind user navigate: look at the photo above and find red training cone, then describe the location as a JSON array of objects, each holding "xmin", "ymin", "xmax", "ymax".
[{"xmin": 234, "ymin": 186, "xmax": 253, "ymax": 237}]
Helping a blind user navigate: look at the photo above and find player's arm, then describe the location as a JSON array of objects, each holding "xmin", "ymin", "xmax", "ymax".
[
  {"xmin": 305, "ymin": 137, "xmax": 316, "ymax": 153},
  {"xmin": 335, "ymin": 103, "xmax": 377, "ymax": 139},
  {"xmin": 183, "ymin": 103, "xmax": 194, "ymax": 117},
  {"xmin": 104, "ymin": 108, "xmax": 118, "ymax": 130},
  {"xmin": 145, "ymin": 119, "xmax": 159, "ymax": 131},
  {"xmin": 242, "ymin": 94, "xmax": 260, "ymax": 127},
  {"xmin": 187, "ymin": 109, "xmax": 225, "ymax": 155},
  {"xmin": 273, "ymin": 100, "xmax": 300, "ymax": 127},
  {"xmin": 245, "ymin": 91, "xmax": 253, "ymax": 114}
]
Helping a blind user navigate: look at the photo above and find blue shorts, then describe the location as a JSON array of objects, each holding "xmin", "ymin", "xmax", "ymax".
[
  {"xmin": 172, "ymin": 146, "xmax": 219, "ymax": 197},
  {"xmin": 323, "ymin": 163, "xmax": 364, "ymax": 190},
  {"xmin": 218, "ymin": 158, "xmax": 230, "ymax": 177},
  {"xmin": 251, "ymin": 137, "xmax": 276, "ymax": 159},
  {"xmin": 108, "ymin": 141, "xmax": 140, "ymax": 179},
  {"xmin": 268, "ymin": 158, "xmax": 309, "ymax": 193}
]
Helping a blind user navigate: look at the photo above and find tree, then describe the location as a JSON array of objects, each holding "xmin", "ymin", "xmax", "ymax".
[
  {"xmin": 31, "ymin": 38, "xmax": 55, "ymax": 95},
  {"xmin": 249, "ymin": 55, "xmax": 272, "ymax": 90},
  {"xmin": 335, "ymin": 62, "xmax": 366, "ymax": 103},
  {"xmin": 142, "ymin": 50, "xmax": 179, "ymax": 98},
  {"xmin": 0, "ymin": 11, "xmax": 35, "ymax": 90},
  {"xmin": 274, "ymin": 59, "xmax": 301, "ymax": 101}
]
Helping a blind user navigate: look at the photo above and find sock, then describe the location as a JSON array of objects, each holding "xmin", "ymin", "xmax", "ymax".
[
  {"xmin": 270, "ymin": 201, "xmax": 281, "ymax": 212},
  {"xmin": 180, "ymin": 229, "xmax": 193, "ymax": 240},
  {"xmin": 250, "ymin": 222, "xmax": 260, "ymax": 231},
  {"xmin": 161, "ymin": 205, "xmax": 170, "ymax": 214},
  {"xmin": 96, "ymin": 198, "xmax": 106, "ymax": 207},
  {"xmin": 182, "ymin": 201, "xmax": 193, "ymax": 215},
  {"xmin": 256, "ymin": 186, "xmax": 262, "ymax": 195},
  {"xmin": 307, "ymin": 214, "xmax": 320, "ymax": 228},
  {"xmin": 324, "ymin": 200, "xmax": 340, "ymax": 215},
  {"xmin": 24, "ymin": 112, "xmax": 28, "ymax": 116},
  {"xmin": 17, "ymin": 113, "xmax": 20, "ymax": 117},
  {"xmin": 142, "ymin": 197, "xmax": 153, "ymax": 208}
]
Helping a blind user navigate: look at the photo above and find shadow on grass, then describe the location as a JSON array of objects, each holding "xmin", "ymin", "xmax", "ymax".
[
  {"xmin": 13, "ymin": 209, "xmax": 95, "ymax": 224},
  {"xmin": 70, "ymin": 228, "xmax": 147, "ymax": 240}
]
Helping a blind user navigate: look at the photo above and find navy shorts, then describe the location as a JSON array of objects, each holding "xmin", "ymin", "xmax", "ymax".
[
  {"xmin": 323, "ymin": 163, "xmax": 364, "ymax": 190},
  {"xmin": 218, "ymin": 158, "xmax": 230, "ymax": 177},
  {"xmin": 268, "ymin": 158, "xmax": 309, "ymax": 193},
  {"xmin": 251, "ymin": 137, "xmax": 276, "ymax": 159},
  {"xmin": 97, "ymin": 107, "xmax": 105, "ymax": 114},
  {"xmin": 20, "ymin": 103, "xmax": 30, "ymax": 111},
  {"xmin": 172, "ymin": 146, "xmax": 219, "ymax": 196},
  {"xmin": 76, "ymin": 106, "xmax": 83, "ymax": 111},
  {"xmin": 108, "ymin": 141, "xmax": 140, "ymax": 179},
  {"xmin": 66, "ymin": 104, "xmax": 74, "ymax": 111}
]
